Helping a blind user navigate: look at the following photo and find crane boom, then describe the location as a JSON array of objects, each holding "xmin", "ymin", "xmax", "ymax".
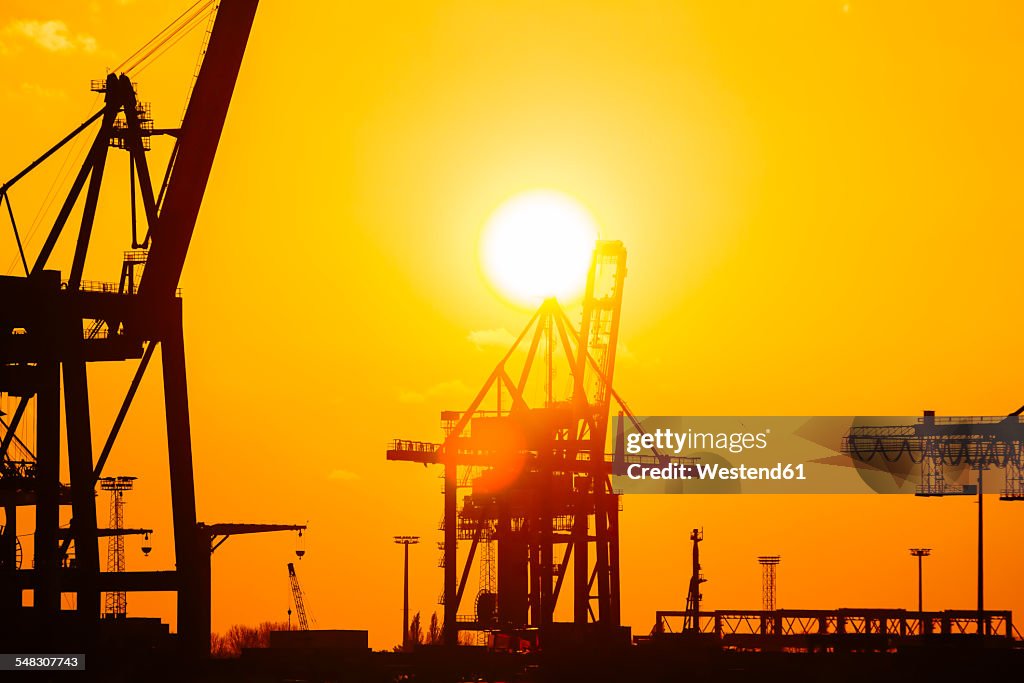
[
  {"xmin": 137, "ymin": 0, "xmax": 259, "ymax": 302},
  {"xmin": 287, "ymin": 562, "xmax": 310, "ymax": 631}
]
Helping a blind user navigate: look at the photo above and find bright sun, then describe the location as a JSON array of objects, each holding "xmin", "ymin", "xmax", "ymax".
[{"xmin": 480, "ymin": 190, "xmax": 599, "ymax": 307}]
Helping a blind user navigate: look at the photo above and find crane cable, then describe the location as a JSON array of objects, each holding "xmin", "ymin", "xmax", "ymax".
[
  {"xmin": 124, "ymin": 3, "xmax": 217, "ymax": 77},
  {"xmin": 131, "ymin": 10, "xmax": 213, "ymax": 79},
  {"xmin": 4, "ymin": 1, "xmax": 218, "ymax": 274},
  {"xmin": 113, "ymin": 0, "xmax": 217, "ymax": 75}
]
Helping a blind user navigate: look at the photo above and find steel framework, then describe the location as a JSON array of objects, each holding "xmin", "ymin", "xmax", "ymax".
[
  {"xmin": 842, "ymin": 411, "xmax": 1024, "ymax": 499},
  {"xmin": 0, "ymin": 0, "xmax": 267, "ymax": 658},
  {"xmin": 287, "ymin": 562, "xmax": 309, "ymax": 631},
  {"xmin": 651, "ymin": 608, "xmax": 1015, "ymax": 651},
  {"xmin": 389, "ymin": 242, "xmax": 688, "ymax": 645},
  {"xmin": 477, "ymin": 527, "xmax": 496, "ymax": 632},
  {"xmin": 758, "ymin": 556, "xmax": 780, "ymax": 614},
  {"xmin": 100, "ymin": 476, "xmax": 136, "ymax": 617}
]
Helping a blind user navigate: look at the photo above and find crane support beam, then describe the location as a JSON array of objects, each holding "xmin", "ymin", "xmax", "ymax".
[
  {"xmin": 201, "ymin": 523, "xmax": 305, "ymax": 537},
  {"xmin": 0, "ymin": 395, "xmax": 30, "ymax": 459},
  {"xmin": 137, "ymin": 0, "xmax": 260, "ymax": 302},
  {"xmin": 159, "ymin": 299, "xmax": 202, "ymax": 656},
  {"xmin": 34, "ymin": 358, "xmax": 60, "ymax": 615},
  {"xmin": 64, "ymin": 348, "xmax": 101, "ymax": 622},
  {"xmin": 13, "ymin": 570, "xmax": 178, "ymax": 592},
  {"xmin": 0, "ymin": 110, "xmax": 104, "ymax": 195},
  {"xmin": 57, "ymin": 528, "xmax": 153, "ymax": 538}
]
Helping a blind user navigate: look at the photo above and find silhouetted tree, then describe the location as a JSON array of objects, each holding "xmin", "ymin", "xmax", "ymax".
[
  {"xmin": 211, "ymin": 632, "xmax": 232, "ymax": 658},
  {"xmin": 211, "ymin": 621, "xmax": 290, "ymax": 658},
  {"xmin": 427, "ymin": 612, "xmax": 442, "ymax": 644},
  {"xmin": 408, "ymin": 611, "xmax": 423, "ymax": 647},
  {"xmin": 226, "ymin": 624, "xmax": 261, "ymax": 653}
]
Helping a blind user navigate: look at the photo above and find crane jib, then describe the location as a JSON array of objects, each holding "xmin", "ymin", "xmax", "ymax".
[{"xmin": 137, "ymin": 0, "xmax": 260, "ymax": 303}]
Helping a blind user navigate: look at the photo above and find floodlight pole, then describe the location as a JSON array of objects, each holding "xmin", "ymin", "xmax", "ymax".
[
  {"xmin": 394, "ymin": 536, "xmax": 420, "ymax": 649},
  {"xmin": 909, "ymin": 548, "xmax": 931, "ymax": 612}
]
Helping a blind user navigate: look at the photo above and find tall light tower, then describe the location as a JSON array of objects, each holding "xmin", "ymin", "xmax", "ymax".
[
  {"xmin": 758, "ymin": 555, "xmax": 781, "ymax": 612},
  {"xmin": 910, "ymin": 548, "xmax": 931, "ymax": 612},
  {"xmin": 394, "ymin": 535, "xmax": 420, "ymax": 649},
  {"xmin": 100, "ymin": 476, "xmax": 136, "ymax": 618}
]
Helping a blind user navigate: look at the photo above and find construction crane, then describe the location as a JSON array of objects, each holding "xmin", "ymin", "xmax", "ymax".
[
  {"xmin": 0, "ymin": 0, "xmax": 262, "ymax": 658},
  {"xmin": 287, "ymin": 562, "xmax": 310, "ymax": 631}
]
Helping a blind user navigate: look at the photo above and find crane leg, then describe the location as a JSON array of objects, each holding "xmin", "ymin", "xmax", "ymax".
[
  {"xmin": 161, "ymin": 302, "xmax": 203, "ymax": 656},
  {"xmin": 64, "ymin": 351, "xmax": 101, "ymax": 624}
]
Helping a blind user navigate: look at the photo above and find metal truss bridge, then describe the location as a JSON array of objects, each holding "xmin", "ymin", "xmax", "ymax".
[{"xmin": 649, "ymin": 608, "xmax": 1018, "ymax": 652}]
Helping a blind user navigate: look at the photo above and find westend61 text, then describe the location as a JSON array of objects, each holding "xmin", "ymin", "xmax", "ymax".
[{"xmin": 625, "ymin": 462, "xmax": 806, "ymax": 481}]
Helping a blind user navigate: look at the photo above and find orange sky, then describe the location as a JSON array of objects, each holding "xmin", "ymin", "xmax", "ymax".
[{"xmin": 2, "ymin": 1, "xmax": 1023, "ymax": 650}]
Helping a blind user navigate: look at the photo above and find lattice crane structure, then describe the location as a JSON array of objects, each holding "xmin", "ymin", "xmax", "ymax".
[
  {"xmin": 388, "ymin": 241, "xmax": 693, "ymax": 646},
  {"xmin": 843, "ymin": 410, "xmax": 1024, "ymax": 499},
  {"xmin": 100, "ymin": 476, "xmax": 135, "ymax": 618},
  {"xmin": 287, "ymin": 562, "xmax": 310, "ymax": 631}
]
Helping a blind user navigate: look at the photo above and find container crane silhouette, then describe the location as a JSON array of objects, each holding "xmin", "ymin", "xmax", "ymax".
[
  {"xmin": 844, "ymin": 409, "xmax": 1024, "ymax": 631},
  {"xmin": 0, "ymin": 0, "xmax": 304, "ymax": 658},
  {"xmin": 388, "ymin": 242, "xmax": 693, "ymax": 646}
]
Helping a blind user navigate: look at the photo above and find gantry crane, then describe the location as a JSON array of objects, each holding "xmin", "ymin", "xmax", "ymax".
[
  {"xmin": 843, "ymin": 409, "xmax": 1024, "ymax": 630},
  {"xmin": 0, "ymin": 0, "xmax": 266, "ymax": 658},
  {"xmin": 288, "ymin": 562, "xmax": 310, "ymax": 631},
  {"xmin": 388, "ymin": 241, "xmax": 692, "ymax": 646}
]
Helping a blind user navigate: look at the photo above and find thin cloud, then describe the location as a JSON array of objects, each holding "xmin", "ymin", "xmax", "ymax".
[
  {"xmin": 398, "ymin": 389, "xmax": 427, "ymax": 404},
  {"xmin": 6, "ymin": 82, "xmax": 68, "ymax": 101},
  {"xmin": 4, "ymin": 19, "xmax": 98, "ymax": 54},
  {"xmin": 398, "ymin": 379, "xmax": 472, "ymax": 405},
  {"xmin": 328, "ymin": 469, "xmax": 360, "ymax": 482},
  {"xmin": 467, "ymin": 328, "xmax": 516, "ymax": 350}
]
